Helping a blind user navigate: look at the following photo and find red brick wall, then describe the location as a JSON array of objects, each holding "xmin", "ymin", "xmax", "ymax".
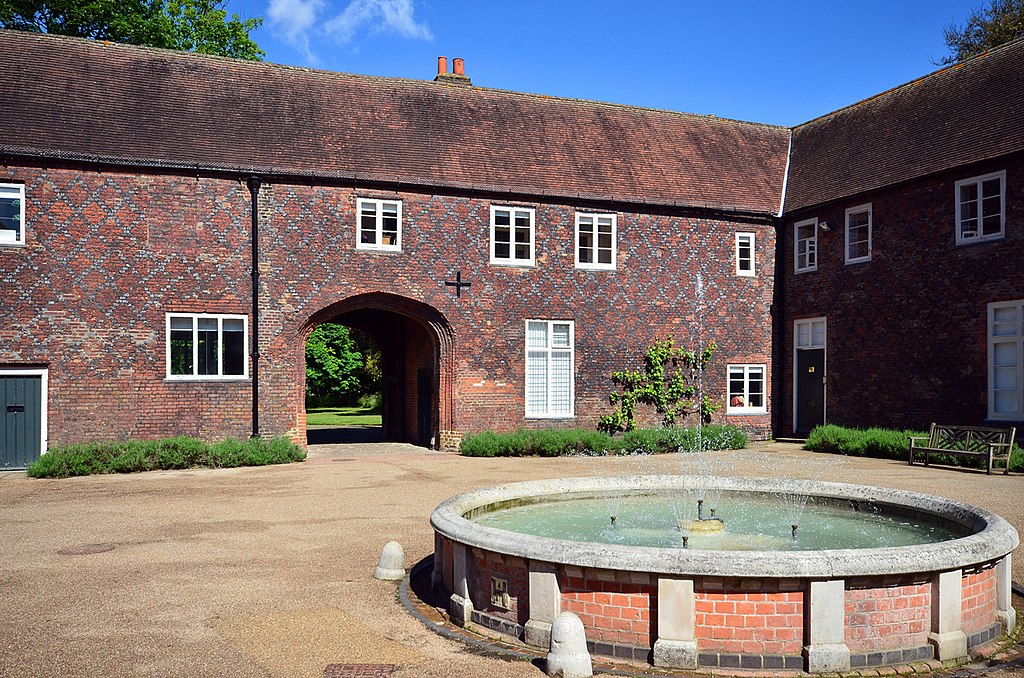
[
  {"xmin": 2, "ymin": 160, "xmax": 777, "ymax": 447},
  {"xmin": 469, "ymin": 553, "xmax": 529, "ymax": 625},
  {"xmin": 695, "ymin": 590, "xmax": 804, "ymax": 655},
  {"xmin": 844, "ymin": 582, "xmax": 931, "ymax": 652},
  {"xmin": 961, "ymin": 566, "xmax": 997, "ymax": 635},
  {"xmin": 562, "ymin": 575, "xmax": 654, "ymax": 647},
  {"xmin": 781, "ymin": 153, "xmax": 1024, "ymax": 433}
]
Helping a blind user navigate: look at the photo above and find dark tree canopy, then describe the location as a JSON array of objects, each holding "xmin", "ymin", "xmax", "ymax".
[
  {"xmin": 941, "ymin": 0, "xmax": 1024, "ymax": 64},
  {"xmin": 0, "ymin": 0, "xmax": 264, "ymax": 60}
]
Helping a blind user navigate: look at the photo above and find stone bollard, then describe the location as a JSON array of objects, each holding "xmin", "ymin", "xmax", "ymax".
[
  {"xmin": 373, "ymin": 541, "xmax": 406, "ymax": 581},
  {"xmin": 545, "ymin": 611, "xmax": 592, "ymax": 678}
]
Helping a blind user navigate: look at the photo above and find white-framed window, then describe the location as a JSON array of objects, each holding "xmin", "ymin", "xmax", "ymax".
[
  {"xmin": 795, "ymin": 317, "xmax": 827, "ymax": 349},
  {"xmin": 989, "ymin": 300, "xmax": 1023, "ymax": 420},
  {"xmin": 576, "ymin": 213, "xmax": 616, "ymax": 269},
  {"xmin": 525, "ymin": 320, "xmax": 574, "ymax": 418},
  {"xmin": 491, "ymin": 206, "xmax": 535, "ymax": 266},
  {"xmin": 845, "ymin": 203, "xmax": 871, "ymax": 264},
  {"xmin": 0, "ymin": 183, "xmax": 26, "ymax": 246},
  {"xmin": 727, "ymin": 364, "xmax": 767, "ymax": 414},
  {"xmin": 166, "ymin": 313, "xmax": 248, "ymax": 380},
  {"xmin": 735, "ymin": 232, "xmax": 755, "ymax": 276},
  {"xmin": 956, "ymin": 171, "xmax": 1004, "ymax": 244},
  {"xmin": 794, "ymin": 218, "xmax": 817, "ymax": 273},
  {"xmin": 356, "ymin": 198, "xmax": 402, "ymax": 251}
]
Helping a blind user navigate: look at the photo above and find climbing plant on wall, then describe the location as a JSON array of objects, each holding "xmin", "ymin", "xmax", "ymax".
[{"xmin": 598, "ymin": 337, "xmax": 720, "ymax": 433}]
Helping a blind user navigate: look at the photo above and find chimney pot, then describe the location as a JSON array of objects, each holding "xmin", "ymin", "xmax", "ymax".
[
  {"xmin": 437, "ymin": 56, "xmax": 447, "ymax": 76},
  {"xmin": 453, "ymin": 57, "xmax": 465, "ymax": 76}
]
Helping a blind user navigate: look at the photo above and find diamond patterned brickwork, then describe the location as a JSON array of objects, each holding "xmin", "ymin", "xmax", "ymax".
[{"xmin": 2, "ymin": 160, "xmax": 775, "ymax": 447}]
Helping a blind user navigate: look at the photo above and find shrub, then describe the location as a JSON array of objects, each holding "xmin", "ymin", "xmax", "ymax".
[
  {"xmin": 804, "ymin": 424, "xmax": 1024, "ymax": 472},
  {"xmin": 459, "ymin": 425, "xmax": 747, "ymax": 457},
  {"xmin": 27, "ymin": 436, "xmax": 305, "ymax": 478}
]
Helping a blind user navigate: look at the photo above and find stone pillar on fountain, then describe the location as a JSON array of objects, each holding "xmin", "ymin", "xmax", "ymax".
[
  {"xmin": 449, "ymin": 542, "xmax": 474, "ymax": 626},
  {"xmin": 525, "ymin": 563, "xmax": 562, "ymax": 647},
  {"xmin": 928, "ymin": 569, "xmax": 968, "ymax": 660},
  {"xmin": 803, "ymin": 579, "xmax": 851, "ymax": 673},
  {"xmin": 652, "ymin": 577, "xmax": 698, "ymax": 669},
  {"xmin": 996, "ymin": 555, "xmax": 1017, "ymax": 634}
]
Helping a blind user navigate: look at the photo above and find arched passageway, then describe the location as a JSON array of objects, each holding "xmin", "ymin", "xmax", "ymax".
[{"xmin": 301, "ymin": 293, "xmax": 454, "ymax": 448}]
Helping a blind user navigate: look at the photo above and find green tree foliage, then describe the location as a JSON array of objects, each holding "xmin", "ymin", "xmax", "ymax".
[
  {"xmin": 940, "ymin": 0, "xmax": 1024, "ymax": 64},
  {"xmin": 305, "ymin": 323, "xmax": 366, "ymax": 405},
  {"xmin": 0, "ymin": 0, "xmax": 264, "ymax": 60},
  {"xmin": 598, "ymin": 337, "xmax": 720, "ymax": 433}
]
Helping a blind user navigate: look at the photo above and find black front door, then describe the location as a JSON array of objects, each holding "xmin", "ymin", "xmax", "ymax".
[
  {"xmin": 795, "ymin": 349, "xmax": 825, "ymax": 433},
  {"xmin": 2, "ymin": 375, "xmax": 42, "ymax": 469}
]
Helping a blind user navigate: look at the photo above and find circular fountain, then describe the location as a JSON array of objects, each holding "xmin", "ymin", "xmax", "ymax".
[{"xmin": 430, "ymin": 475, "xmax": 1018, "ymax": 674}]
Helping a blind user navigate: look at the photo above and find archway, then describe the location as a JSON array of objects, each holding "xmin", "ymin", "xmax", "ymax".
[{"xmin": 300, "ymin": 293, "xmax": 454, "ymax": 448}]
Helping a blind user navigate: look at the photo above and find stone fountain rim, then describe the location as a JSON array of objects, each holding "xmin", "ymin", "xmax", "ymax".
[{"xmin": 431, "ymin": 475, "xmax": 1019, "ymax": 579}]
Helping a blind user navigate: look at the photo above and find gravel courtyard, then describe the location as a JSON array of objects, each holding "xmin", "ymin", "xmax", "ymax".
[{"xmin": 1, "ymin": 441, "xmax": 1021, "ymax": 678}]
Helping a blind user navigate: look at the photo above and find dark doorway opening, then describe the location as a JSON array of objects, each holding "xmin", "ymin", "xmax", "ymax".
[{"xmin": 302, "ymin": 295, "xmax": 445, "ymax": 449}]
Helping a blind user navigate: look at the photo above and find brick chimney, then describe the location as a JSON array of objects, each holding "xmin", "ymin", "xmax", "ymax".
[{"xmin": 434, "ymin": 55, "xmax": 472, "ymax": 86}]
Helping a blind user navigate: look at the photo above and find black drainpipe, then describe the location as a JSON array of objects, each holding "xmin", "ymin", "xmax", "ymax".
[{"xmin": 247, "ymin": 176, "xmax": 262, "ymax": 439}]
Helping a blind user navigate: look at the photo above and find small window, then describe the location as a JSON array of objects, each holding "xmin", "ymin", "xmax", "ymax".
[
  {"xmin": 0, "ymin": 183, "xmax": 26, "ymax": 246},
  {"xmin": 525, "ymin": 320, "xmax": 574, "ymax": 417},
  {"xmin": 796, "ymin": 318, "xmax": 826, "ymax": 349},
  {"xmin": 988, "ymin": 300, "xmax": 1023, "ymax": 420},
  {"xmin": 845, "ymin": 204, "xmax": 871, "ymax": 264},
  {"xmin": 727, "ymin": 364, "xmax": 766, "ymax": 414},
  {"xmin": 576, "ymin": 213, "xmax": 616, "ymax": 269},
  {"xmin": 167, "ymin": 313, "xmax": 248, "ymax": 380},
  {"xmin": 491, "ymin": 206, "xmax": 535, "ymax": 266},
  {"xmin": 735, "ymin": 232, "xmax": 755, "ymax": 276},
  {"xmin": 356, "ymin": 198, "xmax": 402, "ymax": 251},
  {"xmin": 956, "ymin": 172, "xmax": 1004, "ymax": 244},
  {"xmin": 794, "ymin": 218, "xmax": 817, "ymax": 273}
]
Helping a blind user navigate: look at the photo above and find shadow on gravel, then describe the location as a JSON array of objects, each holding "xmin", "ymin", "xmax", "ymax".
[{"xmin": 307, "ymin": 426, "xmax": 383, "ymax": 445}]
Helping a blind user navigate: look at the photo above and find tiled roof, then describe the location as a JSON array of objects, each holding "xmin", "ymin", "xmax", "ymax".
[
  {"xmin": 0, "ymin": 30, "xmax": 790, "ymax": 216},
  {"xmin": 785, "ymin": 37, "xmax": 1024, "ymax": 212}
]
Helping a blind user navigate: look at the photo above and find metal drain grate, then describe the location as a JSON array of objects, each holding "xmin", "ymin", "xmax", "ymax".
[{"xmin": 323, "ymin": 664, "xmax": 395, "ymax": 678}]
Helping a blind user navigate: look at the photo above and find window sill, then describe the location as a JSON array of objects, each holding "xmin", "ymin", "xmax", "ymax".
[
  {"xmin": 165, "ymin": 376, "xmax": 251, "ymax": 383},
  {"xmin": 727, "ymin": 409, "xmax": 768, "ymax": 416},
  {"xmin": 576, "ymin": 264, "xmax": 616, "ymax": 272},
  {"xmin": 956, "ymin": 234, "xmax": 1004, "ymax": 247},
  {"xmin": 0, "ymin": 241, "xmax": 27, "ymax": 248},
  {"xmin": 356, "ymin": 245, "xmax": 402, "ymax": 253},
  {"xmin": 844, "ymin": 257, "xmax": 871, "ymax": 266},
  {"xmin": 490, "ymin": 260, "xmax": 536, "ymax": 268},
  {"xmin": 525, "ymin": 415, "xmax": 576, "ymax": 420},
  {"xmin": 794, "ymin": 267, "xmax": 817, "ymax": 274}
]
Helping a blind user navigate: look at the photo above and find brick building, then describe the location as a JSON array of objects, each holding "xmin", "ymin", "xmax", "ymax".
[{"xmin": 0, "ymin": 30, "xmax": 1021, "ymax": 466}]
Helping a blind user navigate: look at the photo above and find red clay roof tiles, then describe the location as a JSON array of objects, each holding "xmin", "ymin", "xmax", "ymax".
[{"xmin": 0, "ymin": 30, "xmax": 790, "ymax": 215}]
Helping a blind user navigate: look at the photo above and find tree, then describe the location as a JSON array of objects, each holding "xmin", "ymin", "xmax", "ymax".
[
  {"xmin": 0, "ymin": 0, "xmax": 264, "ymax": 60},
  {"xmin": 598, "ymin": 337, "xmax": 720, "ymax": 434},
  {"xmin": 305, "ymin": 324, "xmax": 365, "ymax": 407},
  {"xmin": 940, "ymin": 0, "xmax": 1024, "ymax": 64}
]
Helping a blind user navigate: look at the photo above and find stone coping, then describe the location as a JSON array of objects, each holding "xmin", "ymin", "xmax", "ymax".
[{"xmin": 431, "ymin": 475, "xmax": 1019, "ymax": 578}]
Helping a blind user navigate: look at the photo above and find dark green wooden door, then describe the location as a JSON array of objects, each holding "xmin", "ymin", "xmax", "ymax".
[
  {"xmin": 795, "ymin": 349, "xmax": 825, "ymax": 433},
  {"xmin": 2, "ymin": 376, "xmax": 43, "ymax": 469}
]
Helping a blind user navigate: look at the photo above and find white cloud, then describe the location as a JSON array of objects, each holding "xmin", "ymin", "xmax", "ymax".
[
  {"xmin": 324, "ymin": 0, "xmax": 433, "ymax": 44},
  {"xmin": 267, "ymin": 0, "xmax": 326, "ymax": 63}
]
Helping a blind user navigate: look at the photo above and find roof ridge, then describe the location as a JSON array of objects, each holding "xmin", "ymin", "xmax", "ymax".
[
  {"xmin": 0, "ymin": 28, "xmax": 786, "ymax": 132},
  {"xmin": 793, "ymin": 34, "xmax": 1024, "ymax": 130}
]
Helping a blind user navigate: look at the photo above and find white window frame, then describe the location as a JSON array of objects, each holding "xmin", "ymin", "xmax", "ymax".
[
  {"xmin": 988, "ymin": 300, "xmax": 1024, "ymax": 420},
  {"xmin": 490, "ymin": 206, "xmax": 535, "ymax": 266},
  {"xmin": 575, "ymin": 212, "xmax": 617, "ymax": 270},
  {"xmin": 356, "ymin": 198, "xmax": 402, "ymax": 252},
  {"xmin": 727, "ymin": 364, "xmax": 767, "ymax": 414},
  {"xmin": 524, "ymin": 319, "xmax": 575, "ymax": 418},
  {"xmin": 166, "ymin": 313, "xmax": 249, "ymax": 381},
  {"xmin": 0, "ymin": 367, "xmax": 48, "ymax": 457},
  {"xmin": 735, "ymin": 232, "xmax": 755, "ymax": 276},
  {"xmin": 844, "ymin": 203, "xmax": 872, "ymax": 264},
  {"xmin": 0, "ymin": 182, "xmax": 26, "ymax": 246},
  {"xmin": 794, "ymin": 217, "xmax": 817, "ymax": 273},
  {"xmin": 956, "ymin": 171, "xmax": 1005, "ymax": 245}
]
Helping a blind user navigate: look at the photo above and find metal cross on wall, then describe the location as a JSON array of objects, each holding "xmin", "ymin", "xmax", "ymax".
[{"xmin": 444, "ymin": 271, "xmax": 472, "ymax": 298}]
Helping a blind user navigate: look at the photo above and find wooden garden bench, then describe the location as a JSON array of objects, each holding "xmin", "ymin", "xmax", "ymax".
[{"xmin": 907, "ymin": 423, "xmax": 1016, "ymax": 475}]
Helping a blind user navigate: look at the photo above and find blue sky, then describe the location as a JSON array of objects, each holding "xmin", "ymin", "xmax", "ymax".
[{"xmin": 228, "ymin": 0, "xmax": 979, "ymax": 127}]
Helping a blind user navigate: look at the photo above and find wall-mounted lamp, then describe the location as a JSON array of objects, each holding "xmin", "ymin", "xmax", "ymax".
[{"xmin": 819, "ymin": 220, "xmax": 830, "ymax": 231}]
